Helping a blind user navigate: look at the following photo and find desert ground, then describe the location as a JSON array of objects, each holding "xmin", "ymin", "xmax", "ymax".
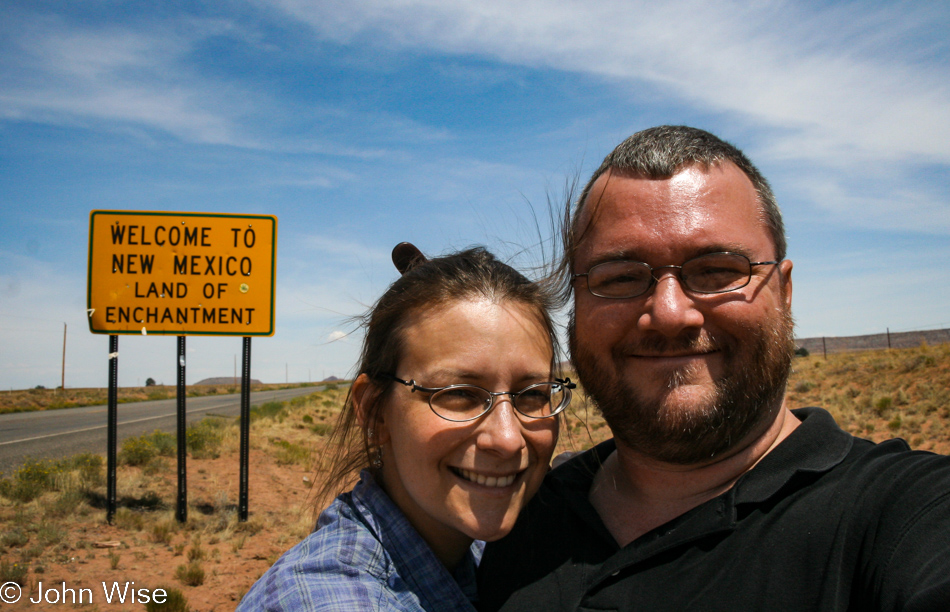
[{"xmin": 1, "ymin": 343, "xmax": 949, "ymax": 610}]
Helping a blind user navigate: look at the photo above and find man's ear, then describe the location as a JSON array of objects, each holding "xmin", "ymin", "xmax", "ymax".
[
  {"xmin": 352, "ymin": 373, "xmax": 390, "ymax": 445},
  {"xmin": 779, "ymin": 259, "xmax": 793, "ymax": 310}
]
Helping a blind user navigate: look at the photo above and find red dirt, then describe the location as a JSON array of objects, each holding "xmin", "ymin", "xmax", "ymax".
[{"xmin": 3, "ymin": 449, "xmax": 317, "ymax": 611}]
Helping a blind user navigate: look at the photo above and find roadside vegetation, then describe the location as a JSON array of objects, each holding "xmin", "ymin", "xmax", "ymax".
[
  {"xmin": 0, "ymin": 345, "xmax": 948, "ymax": 609},
  {"xmin": 785, "ymin": 342, "xmax": 950, "ymax": 453},
  {"xmin": 0, "ymin": 384, "xmax": 345, "ymax": 610},
  {"xmin": 0, "ymin": 382, "xmax": 323, "ymax": 414}
]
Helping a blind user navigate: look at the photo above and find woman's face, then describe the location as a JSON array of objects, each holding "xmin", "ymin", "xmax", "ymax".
[{"xmin": 374, "ymin": 298, "xmax": 558, "ymax": 555}]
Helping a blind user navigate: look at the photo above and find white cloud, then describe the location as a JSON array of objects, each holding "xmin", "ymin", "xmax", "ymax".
[
  {"xmin": 327, "ymin": 330, "xmax": 347, "ymax": 341},
  {"xmin": 269, "ymin": 0, "xmax": 949, "ymax": 165},
  {"xmin": 264, "ymin": 0, "xmax": 950, "ymax": 236},
  {"xmin": 0, "ymin": 20, "xmax": 241, "ymax": 144}
]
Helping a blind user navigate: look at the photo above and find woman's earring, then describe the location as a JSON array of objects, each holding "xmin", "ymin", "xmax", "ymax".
[{"xmin": 367, "ymin": 428, "xmax": 383, "ymax": 469}]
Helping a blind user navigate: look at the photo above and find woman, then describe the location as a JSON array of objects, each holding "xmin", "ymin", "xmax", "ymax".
[{"xmin": 238, "ymin": 244, "xmax": 573, "ymax": 611}]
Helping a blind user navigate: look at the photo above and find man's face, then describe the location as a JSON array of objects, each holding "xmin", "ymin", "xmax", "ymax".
[{"xmin": 569, "ymin": 162, "xmax": 795, "ymax": 465}]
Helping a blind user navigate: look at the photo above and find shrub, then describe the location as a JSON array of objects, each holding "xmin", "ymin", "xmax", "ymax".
[
  {"xmin": 903, "ymin": 354, "xmax": 937, "ymax": 372},
  {"xmin": 147, "ymin": 430, "xmax": 177, "ymax": 457},
  {"xmin": 121, "ymin": 436, "xmax": 157, "ymax": 466},
  {"xmin": 310, "ymin": 423, "xmax": 332, "ymax": 436},
  {"xmin": 46, "ymin": 486, "xmax": 87, "ymax": 518},
  {"xmin": 152, "ymin": 521, "xmax": 175, "ymax": 545},
  {"xmin": 186, "ymin": 538, "xmax": 205, "ymax": 562},
  {"xmin": 0, "ymin": 559, "xmax": 29, "ymax": 586},
  {"xmin": 37, "ymin": 522, "xmax": 65, "ymax": 546},
  {"xmin": 144, "ymin": 587, "xmax": 189, "ymax": 612},
  {"xmin": 175, "ymin": 562, "xmax": 205, "ymax": 586},
  {"xmin": 271, "ymin": 439, "xmax": 311, "ymax": 466},
  {"xmin": 250, "ymin": 401, "xmax": 286, "ymax": 422},
  {"xmin": 873, "ymin": 396, "xmax": 893, "ymax": 416},
  {"xmin": 186, "ymin": 420, "xmax": 225, "ymax": 459},
  {"xmin": 71, "ymin": 453, "xmax": 104, "ymax": 488},
  {"xmin": 1, "ymin": 529, "xmax": 29, "ymax": 549},
  {"xmin": 794, "ymin": 346, "xmax": 810, "ymax": 357},
  {"xmin": 0, "ymin": 458, "xmax": 63, "ymax": 502},
  {"xmin": 145, "ymin": 377, "xmax": 157, "ymax": 387},
  {"xmin": 793, "ymin": 381, "xmax": 815, "ymax": 393}
]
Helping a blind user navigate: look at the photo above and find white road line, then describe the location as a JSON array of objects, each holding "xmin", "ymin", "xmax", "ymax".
[{"xmin": 0, "ymin": 405, "xmax": 233, "ymax": 447}]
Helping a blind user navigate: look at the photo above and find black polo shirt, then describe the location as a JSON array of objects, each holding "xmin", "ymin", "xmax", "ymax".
[{"xmin": 477, "ymin": 408, "xmax": 950, "ymax": 612}]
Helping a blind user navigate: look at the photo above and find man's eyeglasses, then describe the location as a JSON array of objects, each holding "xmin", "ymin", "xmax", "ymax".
[
  {"xmin": 386, "ymin": 375, "xmax": 576, "ymax": 422},
  {"xmin": 573, "ymin": 252, "xmax": 781, "ymax": 300}
]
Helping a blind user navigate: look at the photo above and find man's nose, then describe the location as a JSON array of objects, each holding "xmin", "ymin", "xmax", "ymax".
[{"xmin": 638, "ymin": 271, "xmax": 704, "ymax": 337}]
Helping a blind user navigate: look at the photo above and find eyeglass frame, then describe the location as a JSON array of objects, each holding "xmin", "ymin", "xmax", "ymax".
[
  {"xmin": 384, "ymin": 374, "xmax": 576, "ymax": 422},
  {"xmin": 572, "ymin": 251, "xmax": 782, "ymax": 300}
]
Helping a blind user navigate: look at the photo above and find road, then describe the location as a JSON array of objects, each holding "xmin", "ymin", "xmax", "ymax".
[{"xmin": 0, "ymin": 386, "xmax": 322, "ymax": 475}]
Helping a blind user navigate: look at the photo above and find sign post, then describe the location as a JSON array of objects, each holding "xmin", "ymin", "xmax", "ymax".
[
  {"xmin": 239, "ymin": 337, "xmax": 252, "ymax": 522},
  {"xmin": 87, "ymin": 211, "xmax": 277, "ymax": 523},
  {"xmin": 107, "ymin": 335, "xmax": 118, "ymax": 524},
  {"xmin": 176, "ymin": 336, "xmax": 187, "ymax": 523}
]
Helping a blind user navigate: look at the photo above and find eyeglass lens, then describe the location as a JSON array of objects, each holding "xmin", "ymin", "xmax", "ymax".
[
  {"xmin": 429, "ymin": 382, "xmax": 568, "ymax": 421},
  {"xmin": 587, "ymin": 252, "xmax": 753, "ymax": 298}
]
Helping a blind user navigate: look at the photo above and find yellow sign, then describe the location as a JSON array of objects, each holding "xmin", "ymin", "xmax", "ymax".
[{"xmin": 87, "ymin": 211, "xmax": 277, "ymax": 336}]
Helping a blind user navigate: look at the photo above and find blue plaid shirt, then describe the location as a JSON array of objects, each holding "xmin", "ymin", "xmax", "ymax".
[{"xmin": 237, "ymin": 470, "xmax": 484, "ymax": 611}]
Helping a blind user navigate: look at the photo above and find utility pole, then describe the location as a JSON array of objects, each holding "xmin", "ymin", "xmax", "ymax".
[{"xmin": 61, "ymin": 323, "xmax": 66, "ymax": 392}]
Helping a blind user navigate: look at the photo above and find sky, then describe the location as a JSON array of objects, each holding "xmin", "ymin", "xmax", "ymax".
[{"xmin": 1, "ymin": 0, "xmax": 948, "ymax": 390}]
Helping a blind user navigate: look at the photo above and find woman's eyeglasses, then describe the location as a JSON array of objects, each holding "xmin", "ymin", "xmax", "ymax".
[{"xmin": 385, "ymin": 375, "xmax": 575, "ymax": 422}]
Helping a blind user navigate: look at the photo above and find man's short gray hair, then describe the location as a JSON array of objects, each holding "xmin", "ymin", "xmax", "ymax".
[{"xmin": 565, "ymin": 126, "xmax": 786, "ymax": 283}]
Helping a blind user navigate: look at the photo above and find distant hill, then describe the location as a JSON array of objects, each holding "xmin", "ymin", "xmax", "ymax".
[{"xmin": 194, "ymin": 377, "xmax": 262, "ymax": 386}]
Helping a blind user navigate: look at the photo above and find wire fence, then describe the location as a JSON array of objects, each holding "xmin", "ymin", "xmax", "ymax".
[{"xmin": 796, "ymin": 328, "xmax": 950, "ymax": 357}]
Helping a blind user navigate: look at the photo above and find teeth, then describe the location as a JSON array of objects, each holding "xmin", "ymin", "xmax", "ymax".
[{"xmin": 456, "ymin": 468, "xmax": 516, "ymax": 487}]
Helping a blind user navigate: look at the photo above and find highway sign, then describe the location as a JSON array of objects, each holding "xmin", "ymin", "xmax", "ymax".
[{"xmin": 87, "ymin": 211, "xmax": 277, "ymax": 336}]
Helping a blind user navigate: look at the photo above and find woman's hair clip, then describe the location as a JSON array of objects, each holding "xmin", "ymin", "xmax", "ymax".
[{"xmin": 391, "ymin": 242, "xmax": 428, "ymax": 275}]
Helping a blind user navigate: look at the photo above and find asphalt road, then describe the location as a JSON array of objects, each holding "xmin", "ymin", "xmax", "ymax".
[{"xmin": 0, "ymin": 386, "xmax": 322, "ymax": 475}]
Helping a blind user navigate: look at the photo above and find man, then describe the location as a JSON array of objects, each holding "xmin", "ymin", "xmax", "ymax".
[{"xmin": 477, "ymin": 126, "xmax": 950, "ymax": 611}]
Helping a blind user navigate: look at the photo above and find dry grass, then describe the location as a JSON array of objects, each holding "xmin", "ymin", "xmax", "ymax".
[
  {"xmin": 0, "ymin": 382, "xmax": 322, "ymax": 414},
  {"xmin": 0, "ymin": 387, "xmax": 338, "ymax": 610},
  {"xmin": 786, "ymin": 343, "xmax": 950, "ymax": 453}
]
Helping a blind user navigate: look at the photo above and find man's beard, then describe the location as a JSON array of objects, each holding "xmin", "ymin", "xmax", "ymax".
[{"xmin": 569, "ymin": 308, "xmax": 795, "ymax": 465}]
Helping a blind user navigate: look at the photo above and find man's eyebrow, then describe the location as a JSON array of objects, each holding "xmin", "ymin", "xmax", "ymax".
[
  {"xmin": 583, "ymin": 249, "xmax": 645, "ymax": 268},
  {"xmin": 583, "ymin": 244, "xmax": 762, "ymax": 268},
  {"xmin": 693, "ymin": 244, "xmax": 757, "ymax": 259}
]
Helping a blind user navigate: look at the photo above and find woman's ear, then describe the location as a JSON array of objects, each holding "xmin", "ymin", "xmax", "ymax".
[{"xmin": 352, "ymin": 373, "xmax": 390, "ymax": 445}]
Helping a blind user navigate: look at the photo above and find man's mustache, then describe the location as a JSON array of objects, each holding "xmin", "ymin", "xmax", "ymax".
[{"xmin": 624, "ymin": 332, "xmax": 725, "ymax": 357}]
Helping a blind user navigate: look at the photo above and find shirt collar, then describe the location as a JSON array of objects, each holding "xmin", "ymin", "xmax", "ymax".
[
  {"xmin": 350, "ymin": 470, "xmax": 483, "ymax": 606},
  {"xmin": 733, "ymin": 407, "xmax": 853, "ymax": 504},
  {"xmin": 547, "ymin": 407, "xmax": 853, "ymax": 506}
]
